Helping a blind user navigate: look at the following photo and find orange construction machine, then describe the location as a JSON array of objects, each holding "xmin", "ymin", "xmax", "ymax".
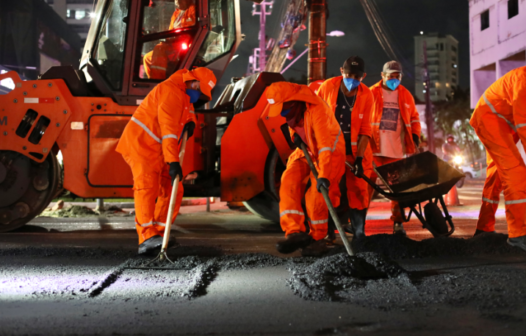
[{"xmin": 0, "ymin": 0, "xmax": 297, "ymax": 231}]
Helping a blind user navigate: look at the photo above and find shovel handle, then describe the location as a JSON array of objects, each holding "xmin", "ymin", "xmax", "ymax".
[
  {"xmin": 299, "ymin": 144, "xmax": 355, "ymax": 256},
  {"xmin": 160, "ymin": 131, "xmax": 188, "ymax": 253}
]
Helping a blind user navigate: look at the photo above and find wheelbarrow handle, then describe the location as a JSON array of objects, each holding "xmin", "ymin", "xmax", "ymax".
[
  {"xmin": 344, "ymin": 161, "xmax": 388, "ymax": 196},
  {"xmin": 299, "ymin": 143, "xmax": 355, "ymax": 256}
]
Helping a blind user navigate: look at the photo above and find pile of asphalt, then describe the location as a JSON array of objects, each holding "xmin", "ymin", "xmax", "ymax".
[
  {"xmin": 288, "ymin": 233, "xmax": 526, "ymax": 312},
  {"xmin": 352, "ymin": 232, "xmax": 521, "ymax": 259}
]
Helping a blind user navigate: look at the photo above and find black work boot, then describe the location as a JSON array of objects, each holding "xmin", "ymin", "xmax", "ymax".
[
  {"xmin": 349, "ymin": 208, "xmax": 367, "ymax": 240},
  {"xmin": 138, "ymin": 235, "xmax": 163, "ymax": 255},
  {"xmin": 276, "ymin": 232, "xmax": 313, "ymax": 254},
  {"xmin": 507, "ymin": 235, "xmax": 526, "ymax": 252},
  {"xmin": 474, "ymin": 229, "xmax": 495, "ymax": 237},
  {"xmin": 301, "ymin": 239, "xmax": 329, "ymax": 257}
]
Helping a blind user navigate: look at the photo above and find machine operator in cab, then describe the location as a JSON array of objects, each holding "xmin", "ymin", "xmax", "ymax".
[
  {"xmin": 266, "ymin": 82, "xmax": 346, "ymax": 257},
  {"xmin": 317, "ymin": 56, "xmax": 375, "ymax": 240},
  {"xmin": 143, "ymin": 0, "xmax": 197, "ymax": 79},
  {"xmin": 116, "ymin": 67, "xmax": 217, "ymax": 255}
]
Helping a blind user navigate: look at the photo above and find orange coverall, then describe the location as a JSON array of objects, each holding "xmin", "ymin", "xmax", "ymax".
[
  {"xmin": 116, "ymin": 68, "xmax": 214, "ymax": 244},
  {"xmin": 266, "ymin": 82, "xmax": 346, "ymax": 241},
  {"xmin": 143, "ymin": 5, "xmax": 196, "ymax": 79},
  {"xmin": 369, "ymin": 81, "xmax": 422, "ymax": 222},
  {"xmin": 470, "ymin": 66, "xmax": 526, "ymax": 238},
  {"xmin": 317, "ymin": 77, "xmax": 374, "ymax": 210}
]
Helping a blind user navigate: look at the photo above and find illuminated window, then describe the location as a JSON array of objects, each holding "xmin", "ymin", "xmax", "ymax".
[
  {"xmin": 481, "ymin": 10, "xmax": 490, "ymax": 31},
  {"xmin": 75, "ymin": 10, "xmax": 86, "ymax": 20},
  {"xmin": 508, "ymin": 0, "xmax": 519, "ymax": 19}
]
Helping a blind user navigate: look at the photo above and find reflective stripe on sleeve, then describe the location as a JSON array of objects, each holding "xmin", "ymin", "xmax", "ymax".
[
  {"xmin": 412, "ymin": 120, "xmax": 420, "ymax": 124},
  {"xmin": 162, "ymin": 134, "xmax": 178, "ymax": 141},
  {"xmin": 483, "ymin": 93, "xmax": 517, "ymax": 131},
  {"xmin": 405, "ymin": 124, "xmax": 411, "ymax": 128},
  {"xmin": 371, "ymin": 123, "xmax": 380, "ymax": 126},
  {"xmin": 331, "ymin": 129, "xmax": 341, "ymax": 152},
  {"xmin": 505, "ymin": 199, "xmax": 526, "ymax": 205},
  {"xmin": 138, "ymin": 221, "xmax": 154, "ymax": 227},
  {"xmin": 482, "ymin": 197, "xmax": 499, "ymax": 204},
  {"xmin": 310, "ymin": 219, "xmax": 328, "ymax": 225},
  {"xmin": 516, "ymin": 123, "xmax": 526, "ymax": 129},
  {"xmin": 318, "ymin": 147, "xmax": 332, "ymax": 155},
  {"xmin": 280, "ymin": 210, "xmax": 305, "ymax": 217},
  {"xmin": 132, "ymin": 117, "xmax": 161, "ymax": 143},
  {"xmin": 351, "ymin": 142, "xmax": 357, "ymax": 145},
  {"xmin": 150, "ymin": 65, "xmax": 167, "ymax": 71}
]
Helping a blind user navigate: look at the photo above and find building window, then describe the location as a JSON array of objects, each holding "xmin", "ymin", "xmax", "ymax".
[
  {"xmin": 508, "ymin": 0, "xmax": 519, "ymax": 19},
  {"xmin": 481, "ymin": 10, "xmax": 490, "ymax": 30},
  {"xmin": 452, "ymin": 78, "xmax": 457, "ymax": 84},
  {"xmin": 452, "ymin": 56, "xmax": 456, "ymax": 61},
  {"xmin": 451, "ymin": 45, "xmax": 457, "ymax": 52},
  {"xmin": 75, "ymin": 10, "xmax": 86, "ymax": 20}
]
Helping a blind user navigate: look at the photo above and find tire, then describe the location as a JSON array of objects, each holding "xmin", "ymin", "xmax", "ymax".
[
  {"xmin": 243, "ymin": 148, "xmax": 285, "ymax": 223},
  {"xmin": 424, "ymin": 202, "xmax": 448, "ymax": 236},
  {"xmin": 0, "ymin": 151, "xmax": 60, "ymax": 232}
]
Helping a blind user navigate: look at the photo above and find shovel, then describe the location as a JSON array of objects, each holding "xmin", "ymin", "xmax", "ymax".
[
  {"xmin": 150, "ymin": 131, "xmax": 189, "ymax": 264},
  {"xmin": 298, "ymin": 143, "xmax": 356, "ymax": 257}
]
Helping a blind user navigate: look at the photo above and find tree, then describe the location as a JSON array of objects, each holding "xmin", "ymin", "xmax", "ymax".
[{"xmin": 434, "ymin": 87, "xmax": 484, "ymax": 164}]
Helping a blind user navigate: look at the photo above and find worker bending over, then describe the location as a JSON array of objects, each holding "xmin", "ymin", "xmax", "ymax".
[
  {"xmin": 317, "ymin": 56, "xmax": 374, "ymax": 239},
  {"xmin": 369, "ymin": 61, "xmax": 421, "ymax": 235},
  {"xmin": 143, "ymin": 0, "xmax": 197, "ymax": 79},
  {"xmin": 267, "ymin": 82, "xmax": 346, "ymax": 256},
  {"xmin": 117, "ymin": 67, "xmax": 216, "ymax": 255},
  {"xmin": 470, "ymin": 66, "xmax": 526, "ymax": 251}
]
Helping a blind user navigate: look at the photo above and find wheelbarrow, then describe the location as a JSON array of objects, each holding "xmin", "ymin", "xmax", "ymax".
[{"xmin": 349, "ymin": 151, "xmax": 465, "ymax": 238}]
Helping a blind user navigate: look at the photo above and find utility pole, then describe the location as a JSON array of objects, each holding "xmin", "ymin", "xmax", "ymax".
[
  {"xmin": 250, "ymin": 1, "xmax": 273, "ymax": 73},
  {"xmin": 307, "ymin": 0, "xmax": 327, "ymax": 84},
  {"xmin": 422, "ymin": 41, "xmax": 435, "ymax": 153}
]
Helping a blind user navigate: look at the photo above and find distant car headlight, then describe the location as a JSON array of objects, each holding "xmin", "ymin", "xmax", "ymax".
[{"xmin": 453, "ymin": 155, "xmax": 463, "ymax": 165}]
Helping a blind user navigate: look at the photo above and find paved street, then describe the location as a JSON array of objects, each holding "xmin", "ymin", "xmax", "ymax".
[{"xmin": 1, "ymin": 179, "xmax": 526, "ymax": 336}]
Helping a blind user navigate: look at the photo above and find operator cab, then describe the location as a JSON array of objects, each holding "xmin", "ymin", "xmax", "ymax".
[{"xmin": 78, "ymin": 0, "xmax": 240, "ymax": 105}]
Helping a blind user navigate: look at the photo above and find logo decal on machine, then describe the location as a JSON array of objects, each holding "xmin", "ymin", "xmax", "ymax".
[{"xmin": 0, "ymin": 116, "xmax": 6, "ymax": 126}]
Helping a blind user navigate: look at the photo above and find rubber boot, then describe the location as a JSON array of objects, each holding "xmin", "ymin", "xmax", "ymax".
[
  {"xmin": 507, "ymin": 235, "xmax": 526, "ymax": 252},
  {"xmin": 276, "ymin": 232, "xmax": 313, "ymax": 254},
  {"xmin": 138, "ymin": 235, "xmax": 163, "ymax": 255},
  {"xmin": 301, "ymin": 239, "xmax": 329, "ymax": 257},
  {"xmin": 474, "ymin": 229, "xmax": 495, "ymax": 237},
  {"xmin": 349, "ymin": 208, "xmax": 367, "ymax": 240}
]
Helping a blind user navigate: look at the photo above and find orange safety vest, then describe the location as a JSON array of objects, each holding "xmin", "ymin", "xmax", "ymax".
[
  {"xmin": 317, "ymin": 76, "xmax": 374, "ymax": 157},
  {"xmin": 116, "ymin": 69, "xmax": 196, "ymax": 165},
  {"xmin": 266, "ymin": 83, "xmax": 345, "ymax": 180},
  {"xmin": 369, "ymin": 81, "xmax": 421, "ymax": 155}
]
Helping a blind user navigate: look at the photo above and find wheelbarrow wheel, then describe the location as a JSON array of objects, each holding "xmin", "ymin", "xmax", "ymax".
[{"xmin": 424, "ymin": 202, "xmax": 448, "ymax": 236}]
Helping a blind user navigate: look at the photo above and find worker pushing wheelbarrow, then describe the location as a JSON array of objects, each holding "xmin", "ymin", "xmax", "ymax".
[{"xmin": 349, "ymin": 151, "xmax": 465, "ymax": 238}]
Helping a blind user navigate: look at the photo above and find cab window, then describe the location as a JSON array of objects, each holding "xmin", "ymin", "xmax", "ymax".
[
  {"xmin": 193, "ymin": 0, "xmax": 235, "ymax": 66},
  {"xmin": 92, "ymin": 0, "xmax": 130, "ymax": 90},
  {"xmin": 138, "ymin": 0, "xmax": 197, "ymax": 80}
]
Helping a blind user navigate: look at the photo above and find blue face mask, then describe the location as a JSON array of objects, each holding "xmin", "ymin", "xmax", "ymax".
[
  {"xmin": 386, "ymin": 78, "xmax": 401, "ymax": 91},
  {"xmin": 186, "ymin": 89, "xmax": 201, "ymax": 103},
  {"xmin": 281, "ymin": 109, "xmax": 291, "ymax": 117},
  {"xmin": 343, "ymin": 78, "xmax": 361, "ymax": 91}
]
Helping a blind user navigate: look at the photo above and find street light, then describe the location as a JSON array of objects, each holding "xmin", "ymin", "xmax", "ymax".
[{"xmin": 281, "ymin": 31, "xmax": 345, "ymax": 74}]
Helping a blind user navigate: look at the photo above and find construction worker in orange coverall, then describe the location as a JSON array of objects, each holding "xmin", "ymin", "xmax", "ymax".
[
  {"xmin": 317, "ymin": 56, "xmax": 374, "ymax": 240},
  {"xmin": 369, "ymin": 61, "xmax": 422, "ymax": 235},
  {"xmin": 266, "ymin": 82, "xmax": 346, "ymax": 257},
  {"xmin": 470, "ymin": 66, "xmax": 526, "ymax": 251},
  {"xmin": 116, "ymin": 67, "xmax": 217, "ymax": 255},
  {"xmin": 143, "ymin": 0, "xmax": 197, "ymax": 79}
]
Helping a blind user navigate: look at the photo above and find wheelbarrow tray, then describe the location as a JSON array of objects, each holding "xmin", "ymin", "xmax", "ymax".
[
  {"xmin": 356, "ymin": 151, "xmax": 465, "ymax": 237},
  {"xmin": 372, "ymin": 151, "xmax": 465, "ymax": 208}
]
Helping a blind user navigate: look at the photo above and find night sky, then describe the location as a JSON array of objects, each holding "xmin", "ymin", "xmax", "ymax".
[{"xmin": 218, "ymin": 0, "xmax": 470, "ymax": 98}]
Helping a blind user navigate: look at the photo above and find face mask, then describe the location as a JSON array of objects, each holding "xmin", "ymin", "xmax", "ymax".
[
  {"xmin": 385, "ymin": 78, "xmax": 400, "ymax": 91},
  {"xmin": 343, "ymin": 78, "xmax": 361, "ymax": 91},
  {"xmin": 185, "ymin": 89, "xmax": 201, "ymax": 103},
  {"xmin": 280, "ymin": 109, "xmax": 291, "ymax": 117}
]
